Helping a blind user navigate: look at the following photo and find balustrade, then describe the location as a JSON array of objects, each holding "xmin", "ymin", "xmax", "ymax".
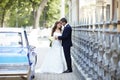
[
  {"xmin": 70, "ymin": 0, "xmax": 120, "ymax": 80},
  {"xmin": 72, "ymin": 21, "xmax": 120, "ymax": 80}
]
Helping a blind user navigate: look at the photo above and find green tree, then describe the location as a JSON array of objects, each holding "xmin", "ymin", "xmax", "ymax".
[
  {"xmin": 0, "ymin": 0, "xmax": 17, "ymax": 27},
  {"xmin": 0, "ymin": 0, "xmax": 62, "ymax": 28},
  {"xmin": 7, "ymin": 0, "xmax": 33, "ymax": 27},
  {"xmin": 29, "ymin": 0, "xmax": 48, "ymax": 29},
  {"xmin": 44, "ymin": 0, "xmax": 61, "ymax": 27}
]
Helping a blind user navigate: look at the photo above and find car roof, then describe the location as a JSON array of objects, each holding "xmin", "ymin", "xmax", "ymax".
[{"xmin": 0, "ymin": 28, "xmax": 25, "ymax": 33}]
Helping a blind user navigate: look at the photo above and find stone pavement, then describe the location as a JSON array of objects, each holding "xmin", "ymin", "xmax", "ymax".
[
  {"xmin": 33, "ymin": 38, "xmax": 82, "ymax": 80},
  {"xmin": 34, "ymin": 72, "xmax": 79, "ymax": 80},
  {"xmin": 34, "ymin": 63, "xmax": 84, "ymax": 80}
]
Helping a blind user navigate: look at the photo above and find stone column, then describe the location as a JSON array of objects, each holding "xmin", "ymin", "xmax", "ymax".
[
  {"xmin": 117, "ymin": 0, "xmax": 120, "ymax": 20},
  {"xmin": 117, "ymin": 0, "xmax": 120, "ymax": 32},
  {"xmin": 110, "ymin": 0, "xmax": 113, "ymax": 21}
]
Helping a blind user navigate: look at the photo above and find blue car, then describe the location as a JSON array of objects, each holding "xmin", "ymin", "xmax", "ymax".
[{"xmin": 0, "ymin": 28, "xmax": 37, "ymax": 80}]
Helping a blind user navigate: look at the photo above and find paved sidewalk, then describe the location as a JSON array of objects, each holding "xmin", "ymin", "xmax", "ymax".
[
  {"xmin": 34, "ymin": 72, "xmax": 79, "ymax": 80},
  {"xmin": 34, "ymin": 63, "xmax": 80, "ymax": 80},
  {"xmin": 34, "ymin": 62, "xmax": 83, "ymax": 80},
  {"xmin": 33, "ymin": 38, "xmax": 83, "ymax": 80}
]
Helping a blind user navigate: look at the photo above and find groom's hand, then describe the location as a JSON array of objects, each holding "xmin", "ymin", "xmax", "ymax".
[{"xmin": 55, "ymin": 36, "xmax": 58, "ymax": 40}]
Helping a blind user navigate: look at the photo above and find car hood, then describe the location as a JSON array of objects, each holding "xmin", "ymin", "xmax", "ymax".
[
  {"xmin": 0, "ymin": 56, "xmax": 29, "ymax": 64},
  {"xmin": 0, "ymin": 47, "xmax": 29, "ymax": 64},
  {"xmin": 0, "ymin": 47, "xmax": 27, "ymax": 54}
]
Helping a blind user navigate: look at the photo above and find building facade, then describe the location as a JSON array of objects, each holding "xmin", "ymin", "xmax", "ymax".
[{"xmin": 67, "ymin": 0, "xmax": 120, "ymax": 80}]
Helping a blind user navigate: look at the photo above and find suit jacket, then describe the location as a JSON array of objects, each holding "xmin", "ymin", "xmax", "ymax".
[{"xmin": 58, "ymin": 24, "xmax": 72, "ymax": 48}]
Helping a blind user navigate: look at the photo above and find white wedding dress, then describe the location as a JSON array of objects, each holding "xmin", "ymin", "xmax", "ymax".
[{"xmin": 39, "ymin": 32, "xmax": 67, "ymax": 73}]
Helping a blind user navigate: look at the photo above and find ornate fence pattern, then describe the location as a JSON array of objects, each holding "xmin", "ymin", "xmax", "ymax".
[{"xmin": 71, "ymin": 23, "xmax": 120, "ymax": 80}]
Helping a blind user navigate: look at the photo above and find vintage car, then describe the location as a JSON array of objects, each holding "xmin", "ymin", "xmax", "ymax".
[{"xmin": 0, "ymin": 28, "xmax": 37, "ymax": 80}]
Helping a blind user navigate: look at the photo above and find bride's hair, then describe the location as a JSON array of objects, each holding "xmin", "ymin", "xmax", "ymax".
[{"xmin": 51, "ymin": 21, "xmax": 62, "ymax": 36}]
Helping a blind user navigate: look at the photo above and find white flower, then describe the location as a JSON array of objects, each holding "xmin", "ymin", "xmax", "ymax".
[
  {"xmin": 49, "ymin": 36, "xmax": 55, "ymax": 42},
  {"xmin": 48, "ymin": 36, "xmax": 54, "ymax": 47}
]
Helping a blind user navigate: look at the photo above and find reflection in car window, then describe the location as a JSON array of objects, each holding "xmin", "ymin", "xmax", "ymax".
[{"xmin": 0, "ymin": 32, "xmax": 22, "ymax": 47}]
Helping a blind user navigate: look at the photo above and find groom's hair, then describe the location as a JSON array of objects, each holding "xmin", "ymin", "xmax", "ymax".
[{"xmin": 60, "ymin": 18, "xmax": 67, "ymax": 23}]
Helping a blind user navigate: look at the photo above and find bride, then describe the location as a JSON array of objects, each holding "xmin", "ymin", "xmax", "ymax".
[{"xmin": 39, "ymin": 21, "xmax": 67, "ymax": 73}]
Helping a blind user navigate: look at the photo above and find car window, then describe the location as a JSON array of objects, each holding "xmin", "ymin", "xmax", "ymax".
[{"xmin": 0, "ymin": 32, "xmax": 23, "ymax": 47}]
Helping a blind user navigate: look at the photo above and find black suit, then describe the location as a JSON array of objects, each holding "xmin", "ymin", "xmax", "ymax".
[{"xmin": 58, "ymin": 24, "xmax": 72, "ymax": 71}]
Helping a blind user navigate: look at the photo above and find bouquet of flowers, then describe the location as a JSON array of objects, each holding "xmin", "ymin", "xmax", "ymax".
[{"xmin": 48, "ymin": 36, "xmax": 55, "ymax": 47}]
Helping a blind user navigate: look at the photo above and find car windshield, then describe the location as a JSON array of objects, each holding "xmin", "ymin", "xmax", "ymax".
[{"xmin": 0, "ymin": 32, "xmax": 23, "ymax": 47}]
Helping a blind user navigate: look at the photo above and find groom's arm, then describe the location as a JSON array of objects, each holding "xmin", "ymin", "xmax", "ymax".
[{"xmin": 58, "ymin": 27, "xmax": 71, "ymax": 40}]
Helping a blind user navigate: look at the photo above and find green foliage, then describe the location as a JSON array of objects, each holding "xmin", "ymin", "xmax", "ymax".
[
  {"xmin": 6, "ymin": 0, "xmax": 33, "ymax": 27},
  {"xmin": 0, "ymin": 0, "xmax": 17, "ymax": 27},
  {"xmin": 65, "ymin": 0, "xmax": 69, "ymax": 16},
  {"xmin": 0, "ymin": 0, "xmax": 63, "ymax": 28},
  {"xmin": 41, "ymin": 0, "xmax": 61, "ymax": 27}
]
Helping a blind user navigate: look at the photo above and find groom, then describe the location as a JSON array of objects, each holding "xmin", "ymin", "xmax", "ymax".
[{"xmin": 56, "ymin": 18, "xmax": 72, "ymax": 73}]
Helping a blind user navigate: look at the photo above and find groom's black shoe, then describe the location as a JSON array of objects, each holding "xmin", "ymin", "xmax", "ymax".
[{"xmin": 63, "ymin": 70, "xmax": 72, "ymax": 73}]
